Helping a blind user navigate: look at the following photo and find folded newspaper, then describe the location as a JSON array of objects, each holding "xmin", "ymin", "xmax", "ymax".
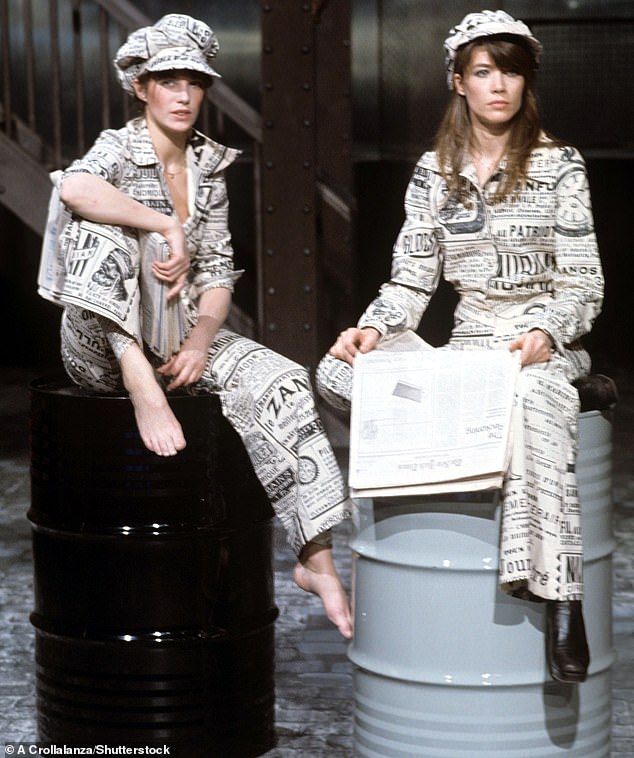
[
  {"xmin": 37, "ymin": 173, "xmax": 186, "ymax": 361},
  {"xmin": 349, "ymin": 332, "xmax": 521, "ymax": 497}
]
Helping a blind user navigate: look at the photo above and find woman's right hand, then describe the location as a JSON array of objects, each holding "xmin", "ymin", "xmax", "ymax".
[
  {"xmin": 152, "ymin": 220, "xmax": 190, "ymax": 299},
  {"xmin": 328, "ymin": 327, "xmax": 381, "ymax": 365}
]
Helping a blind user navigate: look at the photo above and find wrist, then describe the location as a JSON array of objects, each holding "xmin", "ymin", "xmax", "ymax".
[
  {"xmin": 154, "ymin": 213, "xmax": 181, "ymax": 238},
  {"xmin": 530, "ymin": 327, "xmax": 554, "ymax": 348},
  {"xmin": 186, "ymin": 317, "xmax": 217, "ymax": 350}
]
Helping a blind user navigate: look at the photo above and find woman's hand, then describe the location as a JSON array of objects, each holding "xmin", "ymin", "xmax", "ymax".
[
  {"xmin": 509, "ymin": 329, "xmax": 553, "ymax": 367},
  {"xmin": 329, "ymin": 327, "xmax": 381, "ymax": 366},
  {"xmin": 158, "ymin": 290, "xmax": 231, "ymax": 390},
  {"xmin": 157, "ymin": 329, "xmax": 208, "ymax": 390},
  {"xmin": 152, "ymin": 221, "xmax": 190, "ymax": 299}
]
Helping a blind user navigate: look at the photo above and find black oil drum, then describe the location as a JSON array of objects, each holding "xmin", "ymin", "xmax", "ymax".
[{"xmin": 28, "ymin": 377, "xmax": 277, "ymax": 756}]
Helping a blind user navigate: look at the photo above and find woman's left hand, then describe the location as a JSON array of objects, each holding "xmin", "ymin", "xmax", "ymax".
[
  {"xmin": 157, "ymin": 331, "xmax": 208, "ymax": 390},
  {"xmin": 509, "ymin": 329, "xmax": 553, "ymax": 366},
  {"xmin": 158, "ymin": 293, "xmax": 229, "ymax": 390}
]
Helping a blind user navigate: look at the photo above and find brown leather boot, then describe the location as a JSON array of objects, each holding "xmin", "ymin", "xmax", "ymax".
[{"xmin": 546, "ymin": 600, "xmax": 590, "ymax": 683}]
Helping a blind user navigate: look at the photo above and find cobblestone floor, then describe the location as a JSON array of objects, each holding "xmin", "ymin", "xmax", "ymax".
[{"xmin": 0, "ymin": 365, "xmax": 632, "ymax": 756}]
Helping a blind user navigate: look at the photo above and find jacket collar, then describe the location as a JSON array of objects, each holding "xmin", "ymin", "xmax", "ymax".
[{"xmin": 126, "ymin": 117, "xmax": 240, "ymax": 175}]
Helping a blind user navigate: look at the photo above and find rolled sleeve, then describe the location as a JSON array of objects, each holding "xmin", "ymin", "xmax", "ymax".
[{"xmin": 186, "ymin": 171, "xmax": 243, "ymax": 299}]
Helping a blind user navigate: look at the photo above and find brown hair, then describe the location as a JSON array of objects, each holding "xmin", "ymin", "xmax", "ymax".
[{"xmin": 434, "ymin": 36, "xmax": 556, "ymax": 203}]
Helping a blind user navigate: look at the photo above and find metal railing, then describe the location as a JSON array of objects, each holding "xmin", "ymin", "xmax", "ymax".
[{"xmin": 0, "ymin": 0, "xmax": 262, "ymax": 169}]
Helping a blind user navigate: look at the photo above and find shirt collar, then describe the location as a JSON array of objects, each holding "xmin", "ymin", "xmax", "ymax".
[
  {"xmin": 459, "ymin": 153, "xmax": 508, "ymax": 189},
  {"xmin": 126, "ymin": 117, "xmax": 241, "ymax": 175}
]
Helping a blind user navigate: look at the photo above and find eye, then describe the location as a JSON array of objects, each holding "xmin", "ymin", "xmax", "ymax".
[
  {"xmin": 474, "ymin": 68, "xmax": 489, "ymax": 77},
  {"xmin": 159, "ymin": 78, "xmax": 176, "ymax": 87}
]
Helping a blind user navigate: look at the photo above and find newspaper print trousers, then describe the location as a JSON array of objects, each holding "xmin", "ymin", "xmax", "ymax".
[
  {"xmin": 317, "ymin": 343, "xmax": 589, "ymax": 602},
  {"xmin": 61, "ymin": 307, "xmax": 351, "ymax": 555}
]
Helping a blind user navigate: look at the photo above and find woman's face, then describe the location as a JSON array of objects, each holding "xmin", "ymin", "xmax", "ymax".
[
  {"xmin": 453, "ymin": 47, "xmax": 525, "ymax": 133},
  {"xmin": 133, "ymin": 71, "xmax": 207, "ymax": 136}
]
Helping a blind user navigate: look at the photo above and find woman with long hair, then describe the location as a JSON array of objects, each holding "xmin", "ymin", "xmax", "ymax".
[{"xmin": 318, "ymin": 10, "xmax": 604, "ymax": 680}]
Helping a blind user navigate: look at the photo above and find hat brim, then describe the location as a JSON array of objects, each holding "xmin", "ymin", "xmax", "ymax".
[{"xmin": 143, "ymin": 47, "xmax": 220, "ymax": 80}]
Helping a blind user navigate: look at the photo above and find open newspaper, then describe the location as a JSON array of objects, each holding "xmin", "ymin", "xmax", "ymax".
[{"xmin": 349, "ymin": 332, "xmax": 521, "ymax": 498}]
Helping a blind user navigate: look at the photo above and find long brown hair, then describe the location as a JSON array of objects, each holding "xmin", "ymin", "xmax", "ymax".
[{"xmin": 434, "ymin": 36, "xmax": 554, "ymax": 203}]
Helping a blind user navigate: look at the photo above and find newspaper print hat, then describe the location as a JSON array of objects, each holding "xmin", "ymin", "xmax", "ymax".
[
  {"xmin": 444, "ymin": 10, "xmax": 542, "ymax": 89},
  {"xmin": 114, "ymin": 14, "xmax": 221, "ymax": 94}
]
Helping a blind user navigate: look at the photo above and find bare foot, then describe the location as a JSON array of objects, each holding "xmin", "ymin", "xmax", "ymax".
[
  {"xmin": 129, "ymin": 385, "xmax": 186, "ymax": 456},
  {"xmin": 294, "ymin": 542, "xmax": 353, "ymax": 639}
]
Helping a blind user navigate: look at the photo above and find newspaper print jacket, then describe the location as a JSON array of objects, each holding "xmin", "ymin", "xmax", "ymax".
[
  {"xmin": 357, "ymin": 140, "xmax": 604, "ymax": 360},
  {"xmin": 60, "ymin": 117, "xmax": 241, "ymax": 352}
]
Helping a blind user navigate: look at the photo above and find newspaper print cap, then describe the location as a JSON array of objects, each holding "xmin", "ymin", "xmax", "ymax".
[
  {"xmin": 444, "ymin": 10, "xmax": 542, "ymax": 89},
  {"xmin": 114, "ymin": 14, "xmax": 221, "ymax": 94}
]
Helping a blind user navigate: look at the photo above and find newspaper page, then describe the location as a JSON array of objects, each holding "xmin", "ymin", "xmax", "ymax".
[
  {"xmin": 38, "ymin": 177, "xmax": 186, "ymax": 361},
  {"xmin": 349, "ymin": 342, "xmax": 520, "ymax": 497},
  {"xmin": 137, "ymin": 231, "xmax": 187, "ymax": 359}
]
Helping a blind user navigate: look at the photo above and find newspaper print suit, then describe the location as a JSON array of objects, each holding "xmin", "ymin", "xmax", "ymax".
[
  {"xmin": 42, "ymin": 118, "xmax": 351, "ymax": 555},
  {"xmin": 318, "ymin": 138, "xmax": 604, "ymax": 601}
]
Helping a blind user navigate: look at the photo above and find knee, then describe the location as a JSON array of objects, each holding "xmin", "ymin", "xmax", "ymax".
[
  {"xmin": 316, "ymin": 354, "xmax": 353, "ymax": 414},
  {"xmin": 516, "ymin": 367, "xmax": 580, "ymax": 419}
]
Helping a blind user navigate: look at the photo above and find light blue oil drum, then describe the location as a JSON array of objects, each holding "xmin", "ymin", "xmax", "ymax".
[{"xmin": 349, "ymin": 410, "xmax": 614, "ymax": 757}]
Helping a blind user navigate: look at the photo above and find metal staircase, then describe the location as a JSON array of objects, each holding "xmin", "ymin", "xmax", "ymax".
[{"xmin": 0, "ymin": 0, "xmax": 261, "ymax": 236}]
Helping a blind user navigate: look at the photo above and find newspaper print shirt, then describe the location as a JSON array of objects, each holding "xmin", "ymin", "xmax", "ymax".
[
  {"xmin": 357, "ymin": 139, "xmax": 604, "ymax": 357},
  {"xmin": 61, "ymin": 117, "xmax": 242, "ymax": 345}
]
